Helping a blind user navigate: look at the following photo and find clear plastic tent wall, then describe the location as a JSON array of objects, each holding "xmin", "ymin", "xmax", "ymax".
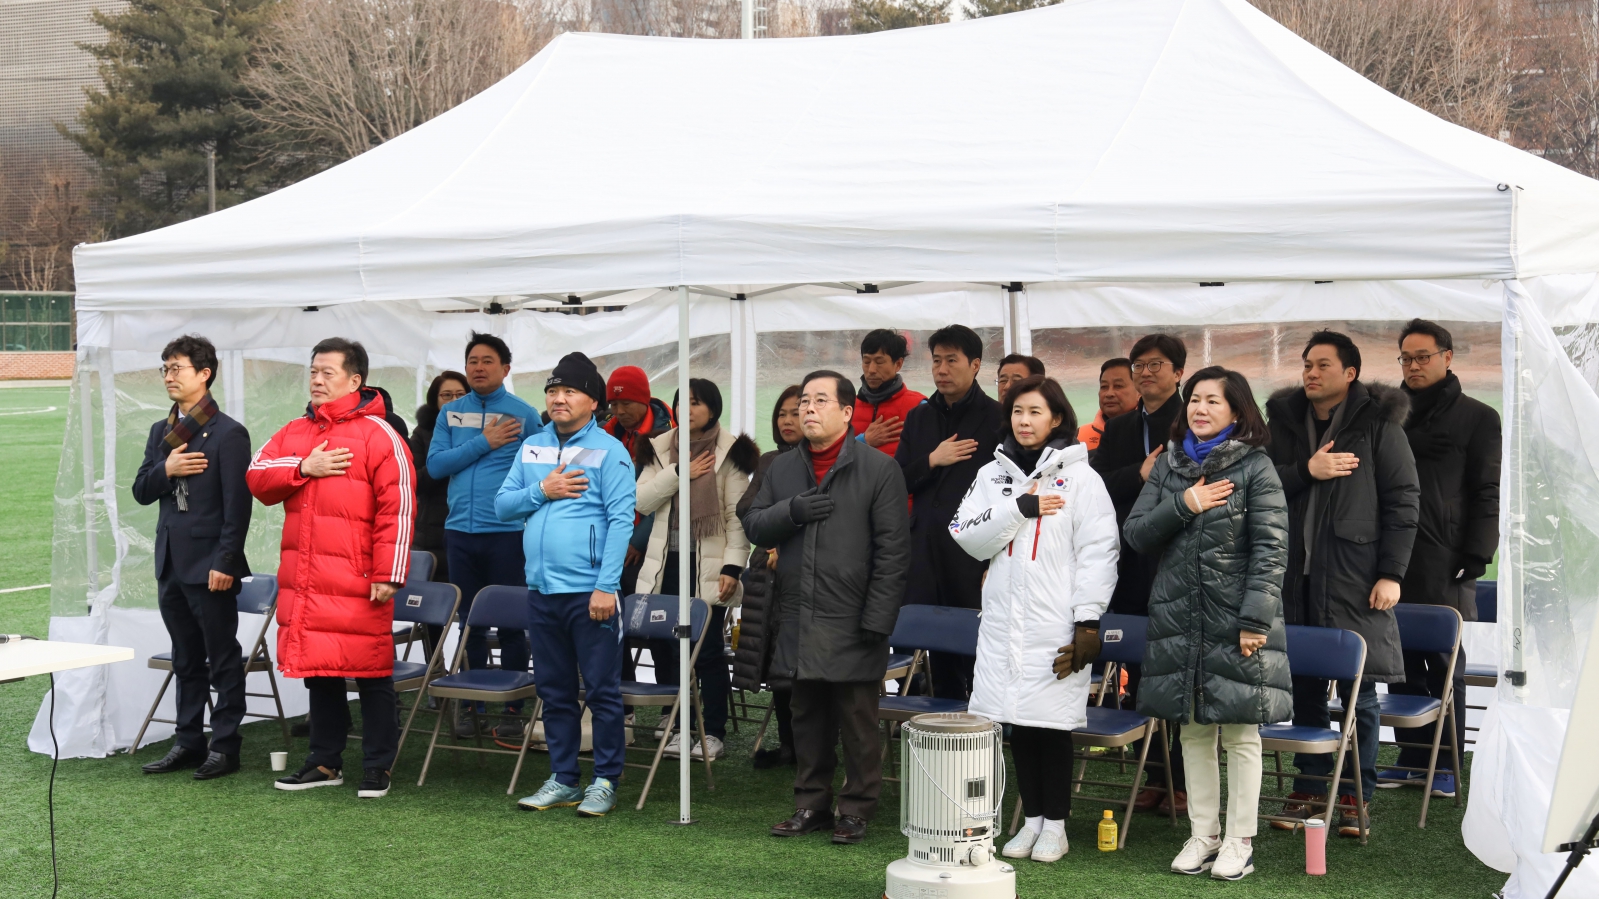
[{"xmin": 35, "ymin": 276, "xmax": 1599, "ymax": 894}]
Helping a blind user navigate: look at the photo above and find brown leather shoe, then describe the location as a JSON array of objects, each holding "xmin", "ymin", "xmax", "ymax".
[
  {"xmin": 771, "ymin": 808, "xmax": 835, "ymax": 837},
  {"xmin": 1270, "ymin": 792, "xmax": 1324, "ymax": 831},
  {"xmin": 1133, "ymin": 787, "xmax": 1164, "ymax": 811},
  {"xmin": 1158, "ymin": 790, "xmax": 1188, "ymax": 816},
  {"xmin": 832, "ymin": 814, "xmax": 867, "ymax": 844}
]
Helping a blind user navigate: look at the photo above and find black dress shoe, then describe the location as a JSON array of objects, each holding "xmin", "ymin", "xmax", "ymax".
[
  {"xmin": 141, "ymin": 746, "xmax": 205, "ymax": 774},
  {"xmin": 193, "ymin": 751, "xmax": 240, "ymax": 780},
  {"xmin": 771, "ymin": 808, "xmax": 835, "ymax": 837},
  {"xmin": 752, "ymin": 746, "xmax": 796, "ymax": 770},
  {"xmin": 832, "ymin": 814, "xmax": 867, "ymax": 844}
]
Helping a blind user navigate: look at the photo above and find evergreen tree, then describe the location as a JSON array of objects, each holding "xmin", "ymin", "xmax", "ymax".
[
  {"xmin": 963, "ymin": 0, "xmax": 1058, "ymax": 18},
  {"xmin": 848, "ymin": 0, "xmax": 951, "ymax": 33},
  {"xmin": 67, "ymin": 0, "xmax": 279, "ymax": 238}
]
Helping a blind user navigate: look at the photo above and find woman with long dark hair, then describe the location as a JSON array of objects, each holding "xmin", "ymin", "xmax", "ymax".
[
  {"xmin": 411, "ymin": 371, "xmax": 469, "ymax": 583},
  {"xmin": 1123, "ymin": 366, "xmax": 1291, "ymax": 882},
  {"xmin": 733, "ymin": 385, "xmax": 804, "ymax": 768},
  {"xmin": 951, "ymin": 375, "xmax": 1120, "ymax": 863},
  {"xmin": 634, "ymin": 378, "xmax": 760, "ymax": 761}
]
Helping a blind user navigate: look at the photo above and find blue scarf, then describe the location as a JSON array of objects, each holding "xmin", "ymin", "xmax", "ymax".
[{"xmin": 1183, "ymin": 423, "xmax": 1236, "ymax": 466}]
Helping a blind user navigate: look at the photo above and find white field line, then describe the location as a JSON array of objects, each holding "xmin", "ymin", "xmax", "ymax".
[{"xmin": 0, "ymin": 584, "xmax": 50, "ymax": 594}]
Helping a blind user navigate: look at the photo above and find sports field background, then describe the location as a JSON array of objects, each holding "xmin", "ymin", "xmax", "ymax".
[{"xmin": 0, "ymin": 383, "xmax": 1505, "ymax": 897}]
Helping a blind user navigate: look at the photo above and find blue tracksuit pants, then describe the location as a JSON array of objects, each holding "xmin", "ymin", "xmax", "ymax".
[{"xmin": 528, "ymin": 590, "xmax": 626, "ymax": 785}]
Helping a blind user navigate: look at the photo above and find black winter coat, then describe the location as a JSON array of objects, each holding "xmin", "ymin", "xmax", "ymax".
[
  {"xmin": 1266, "ymin": 381, "xmax": 1419, "ymax": 683},
  {"xmin": 894, "ymin": 382, "xmax": 1005, "ymax": 607},
  {"xmin": 410, "ymin": 406, "xmax": 450, "ymax": 580},
  {"xmin": 1124, "ymin": 441, "xmax": 1293, "ymax": 725},
  {"xmin": 1400, "ymin": 372, "xmax": 1500, "ymax": 620},
  {"xmin": 1091, "ymin": 396, "xmax": 1184, "ymax": 616},
  {"xmin": 733, "ymin": 448, "xmax": 789, "ymax": 691},
  {"xmin": 742, "ymin": 436, "xmax": 910, "ymax": 683}
]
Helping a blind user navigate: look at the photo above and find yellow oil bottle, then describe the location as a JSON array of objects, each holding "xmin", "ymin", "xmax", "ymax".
[{"xmin": 1098, "ymin": 809, "xmax": 1118, "ymax": 851}]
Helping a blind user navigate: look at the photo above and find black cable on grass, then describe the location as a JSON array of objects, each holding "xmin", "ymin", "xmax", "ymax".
[{"xmin": 48, "ymin": 670, "xmax": 59, "ymax": 899}]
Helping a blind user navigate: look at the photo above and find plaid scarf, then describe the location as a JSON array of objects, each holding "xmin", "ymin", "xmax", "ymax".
[{"xmin": 163, "ymin": 392, "xmax": 218, "ymax": 512}]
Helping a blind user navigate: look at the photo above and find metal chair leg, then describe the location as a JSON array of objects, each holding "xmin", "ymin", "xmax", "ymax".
[
  {"xmin": 507, "ymin": 699, "xmax": 538, "ymax": 796},
  {"xmin": 749, "ymin": 701, "xmax": 775, "ymax": 758},
  {"xmin": 131, "ymin": 671, "xmax": 174, "ymax": 754},
  {"xmin": 263, "ymin": 665, "xmax": 291, "ymax": 750},
  {"xmin": 635, "ymin": 700, "xmax": 679, "ymax": 811}
]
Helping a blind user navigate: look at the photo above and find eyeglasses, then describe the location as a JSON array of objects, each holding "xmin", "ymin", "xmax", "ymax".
[
  {"xmin": 1130, "ymin": 361, "xmax": 1168, "ymax": 374},
  {"xmin": 796, "ymin": 397, "xmax": 835, "ymax": 410},
  {"xmin": 158, "ymin": 364, "xmax": 193, "ymax": 377},
  {"xmin": 1398, "ymin": 352, "xmax": 1441, "ymax": 367},
  {"xmin": 437, "ymin": 390, "xmax": 467, "ymax": 403}
]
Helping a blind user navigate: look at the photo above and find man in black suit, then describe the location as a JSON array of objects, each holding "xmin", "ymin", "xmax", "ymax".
[{"xmin": 132, "ymin": 334, "xmax": 253, "ymax": 779}]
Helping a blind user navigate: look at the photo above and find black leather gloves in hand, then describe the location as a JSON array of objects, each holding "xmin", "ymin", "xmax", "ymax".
[
  {"xmin": 861, "ymin": 629, "xmax": 890, "ymax": 646},
  {"xmin": 1053, "ymin": 620, "xmax": 1102, "ymax": 680},
  {"xmin": 789, "ymin": 488, "xmax": 834, "ymax": 524}
]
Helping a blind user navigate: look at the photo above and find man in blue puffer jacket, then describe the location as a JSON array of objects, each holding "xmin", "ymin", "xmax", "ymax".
[
  {"xmin": 497, "ymin": 352, "xmax": 636, "ymax": 818},
  {"xmin": 427, "ymin": 333, "xmax": 538, "ymax": 735}
]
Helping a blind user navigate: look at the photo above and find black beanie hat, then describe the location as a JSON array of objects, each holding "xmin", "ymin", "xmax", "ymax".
[
  {"xmin": 546, "ymin": 352, "xmax": 607, "ymax": 405},
  {"xmin": 673, "ymin": 378, "xmax": 723, "ymax": 427}
]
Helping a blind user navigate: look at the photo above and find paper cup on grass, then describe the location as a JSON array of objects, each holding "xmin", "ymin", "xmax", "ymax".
[{"xmin": 269, "ymin": 751, "xmax": 288, "ymax": 772}]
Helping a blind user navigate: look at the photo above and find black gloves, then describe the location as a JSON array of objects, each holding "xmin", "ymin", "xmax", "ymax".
[
  {"xmin": 789, "ymin": 489, "xmax": 834, "ymax": 524},
  {"xmin": 1017, "ymin": 494, "xmax": 1041, "ymax": 519},
  {"xmin": 861, "ymin": 629, "xmax": 890, "ymax": 646},
  {"xmin": 1407, "ymin": 429, "xmax": 1455, "ymax": 461},
  {"xmin": 1454, "ymin": 555, "xmax": 1488, "ymax": 583}
]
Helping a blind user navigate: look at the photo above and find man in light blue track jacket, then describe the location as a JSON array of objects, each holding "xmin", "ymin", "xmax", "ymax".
[
  {"xmin": 496, "ymin": 352, "xmax": 636, "ymax": 818},
  {"xmin": 427, "ymin": 333, "xmax": 539, "ymax": 736}
]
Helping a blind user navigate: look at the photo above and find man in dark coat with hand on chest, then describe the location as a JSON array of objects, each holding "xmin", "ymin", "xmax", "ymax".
[
  {"xmin": 132, "ymin": 334, "xmax": 252, "ymax": 780},
  {"xmin": 743, "ymin": 369, "xmax": 910, "ymax": 847},
  {"xmin": 893, "ymin": 324, "xmax": 1004, "ymax": 699}
]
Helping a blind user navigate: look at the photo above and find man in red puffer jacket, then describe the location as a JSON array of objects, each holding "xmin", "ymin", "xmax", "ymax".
[{"xmin": 248, "ymin": 337, "xmax": 415, "ymax": 800}]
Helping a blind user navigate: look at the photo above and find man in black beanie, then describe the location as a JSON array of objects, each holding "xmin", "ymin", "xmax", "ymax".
[{"xmin": 498, "ymin": 351, "xmax": 638, "ymax": 817}]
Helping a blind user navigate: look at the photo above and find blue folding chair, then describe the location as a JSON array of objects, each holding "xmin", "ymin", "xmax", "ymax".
[
  {"xmin": 346, "ymin": 579, "xmax": 460, "ymax": 771},
  {"xmin": 1048, "ymin": 614, "xmax": 1176, "ymax": 848},
  {"xmin": 1371, "ymin": 603, "xmax": 1464, "ymax": 826},
  {"xmin": 878, "ymin": 605, "xmax": 980, "ymax": 721},
  {"xmin": 133, "ymin": 574, "xmax": 289, "ymax": 753},
  {"xmin": 600, "ymin": 594, "xmax": 715, "ymax": 810},
  {"xmin": 1260, "ymin": 625, "xmax": 1368, "ymax": 844},
  {"xmin": 393, "ymin": 549, "xmax": 438, "ymax": 656},
  {"xmin": 416, "ymin": 586, "xmax": 540, "ymax": 795},
  {"xmin": 1463, "ymin": 581, "xmax": 1497, "ymax": 746}
]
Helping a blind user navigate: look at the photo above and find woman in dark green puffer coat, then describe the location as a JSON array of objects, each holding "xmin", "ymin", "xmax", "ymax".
[{"xmin": 1124, "ymin": 366, "xmax": 1291, "ymax": 882}]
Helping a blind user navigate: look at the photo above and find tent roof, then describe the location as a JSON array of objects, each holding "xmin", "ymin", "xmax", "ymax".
[{"xmin": 73, "ymin": 0, "xmax": 1599, "ymax": 311}]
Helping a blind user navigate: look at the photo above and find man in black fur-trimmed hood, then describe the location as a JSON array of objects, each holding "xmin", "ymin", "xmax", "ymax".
[{"xmin": 1265, "ymin": 329, "xmax": 1419, "ymax": 839}]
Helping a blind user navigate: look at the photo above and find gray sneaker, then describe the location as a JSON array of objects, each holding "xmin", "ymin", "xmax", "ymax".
[{"xmin": 454, "ymin": 704, "xmax": 480, "ymax": 739}]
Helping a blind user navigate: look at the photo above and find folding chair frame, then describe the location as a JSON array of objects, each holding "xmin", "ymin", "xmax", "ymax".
[
  {"xmin": 1373, "ymin": 605, "xmax": 1466, "ymax": 827},
  {"xmin": 1259, "ymin": 649, "xmax": 1369, "ymax": 845},
  {"xmin": 415, "ymin": 620, "xmax": 541, "ymax": 796},
  {"xmin": 131, "ymin": 588, "xmax": 290, "ymax": 753}
]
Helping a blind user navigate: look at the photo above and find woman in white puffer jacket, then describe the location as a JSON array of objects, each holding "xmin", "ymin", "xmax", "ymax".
[{"xmin": 951, "ymin": 375, "xmax": 1120, "ymax": 864}]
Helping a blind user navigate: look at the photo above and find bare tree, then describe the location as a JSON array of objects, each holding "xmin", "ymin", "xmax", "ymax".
[
  {"xmin": 1251, "ymin": 0, "xmax": 1511, "ymax": 137},
  {"xmin": 1502, "ymin": 0, "xmax": 1599, "ymax": 177},
  {"xmin": 9, "ymin": 168, "xmax": 93, "ymax": 293},
  {"xmin": 248, "ymin": 0, "xmax": 561, "ymax": 172}
]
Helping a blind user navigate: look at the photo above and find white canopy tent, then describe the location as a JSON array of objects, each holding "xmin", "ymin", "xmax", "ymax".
[{"xmin": 44, "ymin": 0, "xmax": 1599, "ymax": 893}]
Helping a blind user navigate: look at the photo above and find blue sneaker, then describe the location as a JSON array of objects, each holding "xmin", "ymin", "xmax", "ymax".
[
  {"xmin": 1430, "ymin": 771, "xmax": 1457, "ymax": 798},
  {"xmin": 576, "ymin": 777, "xmax": 618, "ymax": 817},
  {"xmin": 1376, "ymin": 770, "xmax": 1425, "ymax": 789},
  {"xmin": 517, "ymin": 777, "xmax": 583, "ymax": 811}
]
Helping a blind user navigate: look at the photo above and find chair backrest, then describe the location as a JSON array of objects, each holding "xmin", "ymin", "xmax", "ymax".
[
  {"xmin": 622, "ymin": 594, "xmax": 709, "ymax": 644},
  {"xmin": 464, "ymin": 585, "xmax": 530, "ymax": 631},
  {"xmin": 1394, "ymin": 603, "xmax": 1461, "ymax": 655},
  {"xmin": 887, "ymin": 605, "xmax": 981, "ymax": 657},
  {"xmin": 393, "ymin": 580, "xmax": 461, "ymax": 629},
  {"xmin": 1284, "ymin": 625, "xmax": 1366, "ymax": 681},
  {"xmin": 407, "ymin": 550, "xmax": 436, "ymax": 584},
  {"xmin": 1097, "ymin": 614, "xmax": 1148, "ymax": 665},
  {"xmin": 236, "ymin": 574, "xmax": 278, "ymax": 616},
  {"xmin": 1475, "ymin": 580, "xmax": 1498, "ymax": 624}
]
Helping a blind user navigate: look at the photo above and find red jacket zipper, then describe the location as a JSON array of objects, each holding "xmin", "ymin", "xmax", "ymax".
[{"xmin": 1030, "ymin": 517, "xmax": 1043, "ymax": 561}]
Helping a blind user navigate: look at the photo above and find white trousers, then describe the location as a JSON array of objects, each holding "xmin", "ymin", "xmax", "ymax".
[{"xmin": 1180, "ymin": 715, "xmax": 1263, "ymax": 839}]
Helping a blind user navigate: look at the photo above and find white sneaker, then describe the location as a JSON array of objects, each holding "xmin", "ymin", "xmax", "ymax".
[
  {"xmin": 1001, "ymin": 828, "xmax": 1038, "ymax": 859},
  {"xmin": 1171, "ymin": 835, "xmax": 1222, "ymax": 875},
  {"xmin": 688, "ymin": 735, "xmax": 725, "ymax": 760},
  {"xmin": 661, "ymin": 732, "xmax": 683, "ymax": 758},
  {"xmin": 1030, "ymin": 829, "xmax": 1068, "ymax": 863},
  {"xmin": 1210, "ymin": 837, "xmax": 1254, "ymax": 881}
]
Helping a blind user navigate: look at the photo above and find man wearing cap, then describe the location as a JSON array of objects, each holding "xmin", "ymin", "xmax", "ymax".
[{"xmin": 497, "ymin": 352, "xmax": 637, "ymax": 818}]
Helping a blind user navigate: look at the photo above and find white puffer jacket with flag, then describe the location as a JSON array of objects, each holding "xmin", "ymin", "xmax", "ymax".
[{"xmin": 950, "ymin": 441, "xmax": 1119, "ymax": 731}]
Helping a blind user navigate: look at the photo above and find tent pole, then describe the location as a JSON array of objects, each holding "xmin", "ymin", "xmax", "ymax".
[{"xmin": 676, "ymin": 284, "xmax": 695, "ymax": 824}]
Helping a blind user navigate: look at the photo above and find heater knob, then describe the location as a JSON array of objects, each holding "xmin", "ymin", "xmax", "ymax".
[{"xmin": 967, "ymin": 845, "xmax": 991, "ymax": 866}]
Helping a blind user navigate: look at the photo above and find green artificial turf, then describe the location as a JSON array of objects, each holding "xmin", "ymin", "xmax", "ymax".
[{"xmin": 0, "ymin": 385, "xmax": 1507, "ymax": 898}]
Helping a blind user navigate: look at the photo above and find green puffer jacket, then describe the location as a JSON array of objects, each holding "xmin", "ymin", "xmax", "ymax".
[{"xmin": 1124, "ymin": 440, "xmax": 1293, "ymax": 725}]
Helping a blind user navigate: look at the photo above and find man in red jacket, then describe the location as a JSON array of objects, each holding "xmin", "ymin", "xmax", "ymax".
[
  {"xmin": 247, "ymin": 337, "xmax": 415, "ymax": 800},
  {"xmin": 853, "ymin": 329, "xmax": 925, "ymax": 458}
]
